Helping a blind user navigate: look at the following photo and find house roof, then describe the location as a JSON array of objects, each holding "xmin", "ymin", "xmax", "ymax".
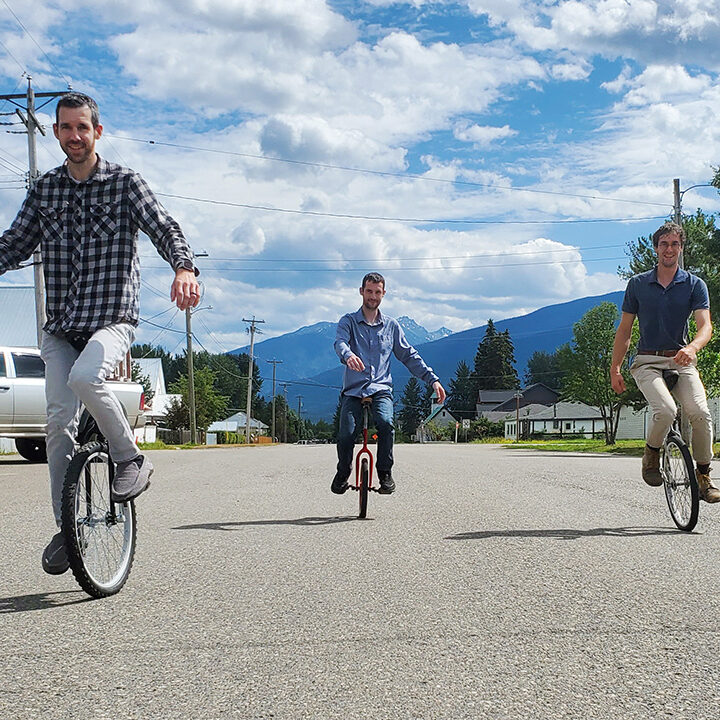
[
  {"xmin": 477, "ymin": 390, "xmax": 516, "ymax": 404},
  {"xmin": 207, "ymin": 411, "xmax": 269, "ymax": 433},
  {"xmin": 424, "ymin": 404, "xmax": 460, "ymax": 424},
  {"xmin": 0, "ymin": 286, "xmax": 38, "ymax": 348}
]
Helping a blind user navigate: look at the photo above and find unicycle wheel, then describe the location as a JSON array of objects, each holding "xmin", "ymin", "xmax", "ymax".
[
  {"xmin": 358, "ymin": 458, "xmax": 369, "ymax": 519},
  {"xmin": 662, "ymin": 431, "xmax": 699, "ymax": 532},
  {"xmin": 60, "ymin": 441, "xmax": 137, "ymax": 597}
]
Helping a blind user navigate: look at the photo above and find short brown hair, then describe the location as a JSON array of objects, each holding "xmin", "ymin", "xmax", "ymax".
[
  {"xmin": 56, "ymin": 92, "xmax": 100, "ymax": 127},
  {"xmin": 362, "ymin": 272, "xmax": 385, "ymax": 288},
  {"xmin": 652, "ymin": 221, "xmax": 685, "ymax": 248}
]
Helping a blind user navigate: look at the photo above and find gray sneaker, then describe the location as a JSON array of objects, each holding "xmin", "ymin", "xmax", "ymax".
[
  {"xmin": 112, "ymin": 455, "xmax": 153, "ymax": 502},
  {"xmin": 42, "ymin": 532, "xmax": 69, "ymax": 575}
]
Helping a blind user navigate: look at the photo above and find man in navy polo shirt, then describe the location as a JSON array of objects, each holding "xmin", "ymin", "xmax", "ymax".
[
  {"xmin": 332, "ymin": 272, "xmax": 446, "ymax": 495},
  {"xmin": 611, "ymin": 221, "xmax": 719, "ymax": 501}
]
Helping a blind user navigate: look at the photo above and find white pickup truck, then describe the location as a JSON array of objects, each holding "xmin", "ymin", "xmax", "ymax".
[{"xmin": 0, "ymin": 346, "xmax": 145, "ymax": 462}]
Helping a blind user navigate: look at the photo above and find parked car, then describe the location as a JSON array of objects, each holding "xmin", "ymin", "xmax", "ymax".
[{"xmin": 0, "ymin": 346, "xmax": 145, "ymax": 462}]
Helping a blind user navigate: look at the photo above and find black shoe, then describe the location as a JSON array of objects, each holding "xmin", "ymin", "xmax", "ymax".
[
  {"xmin": 42, "ymin": 532, "xmax": 69, "ymax": 575},
  {"xmin": 377, "ymin": 471, "xmax": 395, "ymax": 495},
  {"xmin": 331, "ymin": 471, "xmax": 350, "ymax": 495}
]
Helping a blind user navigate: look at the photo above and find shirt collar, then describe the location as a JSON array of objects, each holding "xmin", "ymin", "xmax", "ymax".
[
  {"xmin": 51, "ymin": 155, "xmax": 112, "ymax": 183},
  {"xmin": 652, "ymin": 265, "xmax": 689, "ymax": 286},
  {"xmin": 354, "ymin": 307, "xmax": 385, "ymax": 326}
]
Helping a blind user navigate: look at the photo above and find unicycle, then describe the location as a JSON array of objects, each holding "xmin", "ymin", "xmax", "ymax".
[
  {"xmin": 660, "ymin": 370, "xmax": 699, "ymax": 532},
  {"xmin": 60, "ymin": 410, "xmax": 137, "ymax": 597},
  {"xmin": 352, "ymin": 398, "xmax": 375, "ymax": 519}
]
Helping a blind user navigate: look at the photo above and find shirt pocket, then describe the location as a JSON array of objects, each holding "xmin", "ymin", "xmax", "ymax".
[
  {"xmin": 89, "ymin": 202, "xmax": 119, "ymax": 240},
  {"xmin": 37, "ymin": 204, "xmax": 67, "ymax": 239}
]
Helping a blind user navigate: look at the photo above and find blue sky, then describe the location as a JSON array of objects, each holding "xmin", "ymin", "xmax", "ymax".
[{"xmin": 1, "ymin": 0, "xmax": 720, "ymax": 355}]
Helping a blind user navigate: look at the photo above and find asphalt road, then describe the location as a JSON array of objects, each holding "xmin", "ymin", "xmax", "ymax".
[{"xmin": 1, "ymin": 443, "xmax": 720, "ymax": 720}]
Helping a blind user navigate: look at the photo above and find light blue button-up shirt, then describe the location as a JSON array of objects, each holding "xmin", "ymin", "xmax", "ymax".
[{"xmin": 334, "ymin": 308, "xmax": 439, "ymax": 398}]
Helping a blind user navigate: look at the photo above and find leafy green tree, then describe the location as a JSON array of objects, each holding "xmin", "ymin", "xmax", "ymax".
[
  {"xmin": 398, "ymin": 377, "xmax": 423, "ymax": 437},
  {"xmin": 168, "ymin": 367, "xmax": 229, "ymax": 433},
  {"xmin": 448, "ymin": 360, "xmax": 476, "ymax": 418},
  {"xmin": 561, "ymin": 302, "xmax": 639, "ymax": 445},
  {"xmin": 473, "ymin": 319, "xmax": 519, "ymax": 392},
  {"xmin": 524, "ymin": 350, "xmax": 564, "ymax": 389}
]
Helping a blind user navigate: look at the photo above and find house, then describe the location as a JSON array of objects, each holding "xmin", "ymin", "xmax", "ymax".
[
  {"xmin": 504, "ymin": 401, "xmax": 604, "ymax": 440},
  {"xmin": 207, "ymin": 411, "xmax": 269, "ymax": 444},
  {"xmin": 477, "ymin": 383, "xmax": 560, "ymax": 423},
  {"xmin": 132, "ymin": 357, "xmax": 180, "ymax": 443},
  {"xmin": 416, "ymin": 400, "xmax": 461, "ymax": 442}
]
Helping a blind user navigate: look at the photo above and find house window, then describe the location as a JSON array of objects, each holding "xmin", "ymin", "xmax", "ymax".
[
  {"xmin": 553, "ymin": 420, "xmax": 559, "ymax": 429},
  {"xmin": 565, "ymin": 422, "xmax": 572, "ymax": 431}
]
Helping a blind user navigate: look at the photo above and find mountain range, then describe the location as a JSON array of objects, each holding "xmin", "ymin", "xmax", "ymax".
[{"xmin": 230, "ymin": 291, "xmax": 624, "ymax": 421}]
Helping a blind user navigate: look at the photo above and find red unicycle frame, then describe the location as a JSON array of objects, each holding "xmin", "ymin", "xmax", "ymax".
[{"xmin": 353, "ymin": 398, "xmax": 374, "ymax": 519}]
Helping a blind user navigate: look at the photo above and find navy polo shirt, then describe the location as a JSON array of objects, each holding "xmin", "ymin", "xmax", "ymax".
[{"xmin": 622, "ymin": 266, "xmax": 709, "ymax": 351}]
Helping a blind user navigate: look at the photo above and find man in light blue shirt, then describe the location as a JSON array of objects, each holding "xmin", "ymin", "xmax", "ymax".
[{"xmin": 332, "ymin": 272, "xmax": 446, "ymax": 494}]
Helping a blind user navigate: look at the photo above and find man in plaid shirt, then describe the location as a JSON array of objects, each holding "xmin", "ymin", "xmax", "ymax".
[{"xmin": 0, "ymin": 92, "xmax": 200, "ymax": 575}]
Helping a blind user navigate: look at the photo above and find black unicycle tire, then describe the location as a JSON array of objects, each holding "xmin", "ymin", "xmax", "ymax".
[
  {"xmin": 359, "ymin": 459, "xmax": 369, "ymax": 519},
  {"xmin": 662, "ymin": 431, "xmax": 699, "ymax": 532},
  {"xmin": 61, "ymin": 441, "xmax": 137, "ymax": 598}
]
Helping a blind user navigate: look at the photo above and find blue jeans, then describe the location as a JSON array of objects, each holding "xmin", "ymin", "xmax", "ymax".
[{"xmin": 336, "ymin": 392, "xmax": 394, "ymax": 476}]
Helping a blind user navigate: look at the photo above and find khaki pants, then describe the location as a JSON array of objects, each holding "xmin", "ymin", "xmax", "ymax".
[{"xmin": 630, "ymin": 354, "xmax": 713, "ymax": 465}]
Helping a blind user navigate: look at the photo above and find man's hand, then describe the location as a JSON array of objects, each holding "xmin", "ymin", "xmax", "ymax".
[
  {"xmin": 171, "ymin": 269, "xmax": 200, "ymax": 311},
  {"xmin": 674, "ymin": 346, "xmax": 697, "ymax": 367},
  {"xmin": 610, "ymin": 368, "xmax": 626, "ymax": 395},
  {"xmin": 346, "ymin": 353, "xmax": 365, "ymax": 372},
  {"xmin": 433, "ymin": 381, "xmax": 447, "ymax": 404}
]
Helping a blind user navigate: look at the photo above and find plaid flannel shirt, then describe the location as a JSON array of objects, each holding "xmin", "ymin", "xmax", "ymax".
[{"xmin": 0, "ymin": 156, "xmax": 195, "ymax": 336}]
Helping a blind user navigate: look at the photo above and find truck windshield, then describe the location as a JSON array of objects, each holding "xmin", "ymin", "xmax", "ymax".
[
  {"xmin": 0, "ymin": 354, "xmax": 5, "ymax": 377},
  {"xmin": 12, "ymin": 353, "xmax": 45, "ymax": 378}
]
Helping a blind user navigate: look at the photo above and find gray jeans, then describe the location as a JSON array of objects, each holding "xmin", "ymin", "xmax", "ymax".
[
  {"xmin": 41, "ymin": 324, "xmax": 138, "ymax": 526},
  {"xmin": 630, "ymin": 354, "xmax": 714, "ymax": 465}
]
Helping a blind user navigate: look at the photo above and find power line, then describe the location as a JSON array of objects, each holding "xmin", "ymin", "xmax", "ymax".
[
  {"xmin": 155, "ymin": 191, "xmax": 666, "ymax": 225},
  {"xmin": 142, "ymin": 254, "xmax": 628, "ymax": 273},
  {"xmin": 1, "ymin": 0, "xmax": 72, "ymax": 88},
  {"xmin": 139, "ymin": 242, "xmax": 630, "ymax": 266},
  {"xmin": 106, "ymin": 133, "xmax": 670, "ymax": 209}
]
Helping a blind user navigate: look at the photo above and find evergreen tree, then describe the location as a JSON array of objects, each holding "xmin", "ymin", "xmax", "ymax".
[
  {"xmin": 397, "ymin": 377, "xmax": 423, "ymax": 437},
  {"xmin": 448, "ymin": 359, "xmax": 475, "ymax": 418},
  {"xmin": 524, "ymin": 350, "xmax": 564, "ymax": 389},
  {"xmin": 473, "ymin": 319, "xmax": 519, "ymax": 392}
]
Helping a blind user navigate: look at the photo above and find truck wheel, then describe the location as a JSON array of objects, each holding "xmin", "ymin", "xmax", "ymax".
[{"xmin": 15, "ymin": 438, "xmax": 48, "ymax": 463}]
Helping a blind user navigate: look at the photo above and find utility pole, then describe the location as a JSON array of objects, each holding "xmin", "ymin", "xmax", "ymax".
[
  {"xmin": 673, "ymin": 178, "xmax": 682, "ymax": 228},
  {"xmin": 281, "ymin": 383, "xmax": 288, "ymax": 443},
  {"xmin": 297, "ymin": 395, "xmax": 304, "ymax": 441},
  {"xmin": 266, "ymin": 359, "xmax": 283, "ymax": 443},
  {"xmin": 1, "ymin": 78, "xmax": 69, "ymax": 346},
  {"xmin": 243, "ymin": 316, "xmax": 265, "ymax": 443},
  {"xmin": 185, "ymin": 307, "xmax": 197, "ymax": 444}
]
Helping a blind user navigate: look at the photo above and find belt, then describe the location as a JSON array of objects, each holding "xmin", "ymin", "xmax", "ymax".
[{"xmin": 637, "ymin": 350, "xmax": 677, "ymax": 357}]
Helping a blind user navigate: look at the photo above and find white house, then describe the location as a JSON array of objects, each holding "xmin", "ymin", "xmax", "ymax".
[
  {"xmin": 207, "ymin": 411, "xmax": 269, "ymax": 444},
  {"xmin": 504, "ymin": 401, "xmax": 605, "ymax": 440},
  {"xmin": 132, "ymin": 357, "xmax": 180, "ymax": 443}
]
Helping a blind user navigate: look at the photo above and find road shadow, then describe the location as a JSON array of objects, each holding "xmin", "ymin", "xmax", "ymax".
[
  {"xmin": 446, "ymin": 526, "xmax": 692, "ymax": 541},
  {"xmin": 172, "ymin": 516, "xmax": 359, "ymax": 531},
  {"xmin": 0, "ymin": 458, "xmax": 42, "ymax": 466},
  {"xmin": 0, "ymin": 589, "xmax": 90, "ymax": 613}
]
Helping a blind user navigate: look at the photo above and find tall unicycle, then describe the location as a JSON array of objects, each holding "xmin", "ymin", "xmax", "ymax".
[
  {"xmin": 60, "ymin": 412, "xmax": 137, "ymax": 598},
  {"xmin": 662, "ymin": 429, "xmax": 699, "ymax": 532},
  {"xmin": 353, "ymin": 398, "xmax": 374, "ymax": 520}
]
